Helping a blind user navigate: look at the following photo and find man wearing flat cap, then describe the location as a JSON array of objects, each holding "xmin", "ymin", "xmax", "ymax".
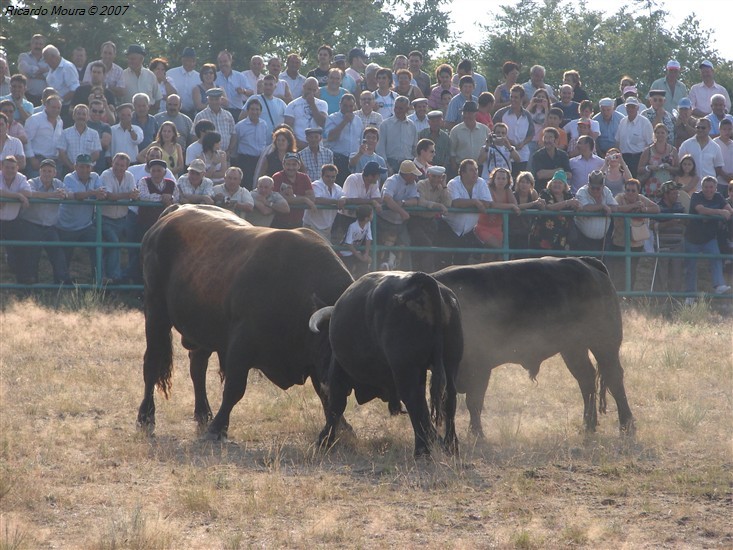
[
  {"xmin": 166, "ymin": 47, "xmax": 198, "ymax": 116},
  {"xmin": 408, "ymin": 97, "xmax": 429, "ymax": 133},
  {"xmin": 122, "ymin": 45, "xmax": 161, "ymax": 110},
  {"xmin": 192, "ymin": 88, "xmax": 235, "ymax": 151},
  {"xmin": 647, "ymin": 60, "xmax": 688, "ymax": 108},
  {"xmin": 449, "ymin": 100, "xmax": 490, "ymax": 177},
  {"xmin": 420, "ymin": 110, "xmax": 450, "ymax": 170},
  {"xmin": 593, "ymin": 97, "xmax": 623, "ymax": 158}
]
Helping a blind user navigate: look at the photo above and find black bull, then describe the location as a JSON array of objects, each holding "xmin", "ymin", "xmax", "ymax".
[
  {"xmin": 433, "ymin": 256, "xmax": 635, "ymax": 438},
  {"xmin": 136, "ymin": 204, "xmax": 354, "ymax": 440},
  {"xmin": 309, "ymin": 272, "xmax": 464, "ymax": 457}
]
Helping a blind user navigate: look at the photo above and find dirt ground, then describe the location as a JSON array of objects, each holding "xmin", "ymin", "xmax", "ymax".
[{"xmin": 0, "ymin": 302, "xmax": 731, "ymax": 549}]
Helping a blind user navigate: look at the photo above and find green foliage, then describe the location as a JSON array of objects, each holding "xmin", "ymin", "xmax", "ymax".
[
  {"xmin": 0, "ymin": 0, "xmax": 729, "ymax": 99},
  {"xmin": 474, "ymin": 0, "xmax": 729, "ymax": 100}
]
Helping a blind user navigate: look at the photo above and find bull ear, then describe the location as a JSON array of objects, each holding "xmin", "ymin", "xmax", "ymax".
[{"xmin": 309, "ymin": 306, "xmax": 334, "ymax": 333}]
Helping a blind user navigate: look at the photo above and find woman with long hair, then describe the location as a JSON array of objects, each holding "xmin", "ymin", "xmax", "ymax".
[
  {"xmin": 674, "ymin": 153, "xmax": 700, "ymax": 195},
  {"xmin": 509, "ymin": 171, "xmax": 545, "ymax": 255},
  {"xmin": 637, "ymin": 123, "xmax": 678, "ymax": 198},
  {"xmin": 198, "ymin": 131, "xmax": 228, "ymax": 184},
  {"xmin": 259, "ymin": 127, "xmax": 297, "ymax": 178},
  {"xmin": 137, "ymin": 121, "xmax": 183, "ymax": 176},
  {"xmin": 475, "ymin": 167, "xmax": 521, "ymax": 251}
]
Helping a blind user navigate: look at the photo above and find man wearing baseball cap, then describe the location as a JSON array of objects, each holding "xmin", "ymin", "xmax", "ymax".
[
  {"xmin": 647, "ymin": 60, "xmax": 688, "ymax": 108},
  {"xmin": 689, "ymin": 60, "xmax": 731, "ymax": 118},
  {"xmin": 673, "ymin": 97, "xmax": 698, "ymax": 149}
]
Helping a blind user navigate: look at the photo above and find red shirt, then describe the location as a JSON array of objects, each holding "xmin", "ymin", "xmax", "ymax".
[
  {"xmin": 272, "ymin": 170, "xmax": 313, "ymax": 228},
  {"xmin": 476, "ymin": 111, "xmax": 494, "ymax": 129}
]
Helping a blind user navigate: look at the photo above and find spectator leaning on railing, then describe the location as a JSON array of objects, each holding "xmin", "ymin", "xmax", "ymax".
[{"xmin": 684, "ymin": 175, "xmax": 732, "ymax": 303}]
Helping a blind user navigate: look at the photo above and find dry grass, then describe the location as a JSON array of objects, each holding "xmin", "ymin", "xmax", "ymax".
[{"xmin": 0, "ymin": 299, "xmax": 731, "ymax": 549}]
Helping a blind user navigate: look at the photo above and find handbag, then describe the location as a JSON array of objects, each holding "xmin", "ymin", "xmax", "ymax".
[{"xmin": 630, "ymin": 221, "xmax": 651, "ymax": 242}]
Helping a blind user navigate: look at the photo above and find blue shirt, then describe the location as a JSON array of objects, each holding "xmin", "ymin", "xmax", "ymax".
[
  {"xmin": 319, "ymin": 86, "xmax": 347, "ymax": 114},
  {"xmin": 0, "ymin": 94, "xmax": 34, "ymax": 121},
  {"xmin": 58, "ymin": 171, "xmax": 103, "ymax": 231},
  {"xmin": 446, "ymin": 93, "xmax": 478, "ymax": 124},
  {"xmin": 593, "ymin": 111, "xmax": 623, "ymax": 153},
  {"xmin": 234, "ymin": 117, "xmax": 269, "ymax": 156},
  {"xmin": 324, "ymin": 112, "xmax": 364, "ymax": 156},
  {"xmin": 132, "ymin": 113, "xmax": 159, "ymax": 150}
]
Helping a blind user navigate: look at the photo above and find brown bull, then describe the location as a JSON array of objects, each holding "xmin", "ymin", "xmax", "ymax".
[{"xmin": 136, "ymin": 204, "xmax": 354, "ymax": 440}]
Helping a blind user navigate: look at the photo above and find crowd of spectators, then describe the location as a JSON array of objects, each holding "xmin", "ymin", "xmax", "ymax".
[{"xmin": 1, "ymin": 35, "xmax": 731, "ymax": 298}]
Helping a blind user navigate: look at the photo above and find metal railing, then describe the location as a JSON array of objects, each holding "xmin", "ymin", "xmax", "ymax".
[{"xmin": 1, "ymin": 197, "xmax": 731, "ymax": 301}]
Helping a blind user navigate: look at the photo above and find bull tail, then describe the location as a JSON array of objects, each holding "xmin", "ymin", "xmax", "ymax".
[{"xmin": 143, "ymin": 324, "xmax": 174, "ymax": 399}]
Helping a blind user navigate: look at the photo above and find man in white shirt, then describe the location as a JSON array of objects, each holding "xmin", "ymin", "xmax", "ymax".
[
  {"xmin": 24, "ymin": 95, "xmax": 63, "ymax": 176},
  {"xmin": 441, "ymin": 158, "xmax": 492, "ymax": 264},
  {"xmin": 166, "ymin": 47, "xmax": 198, "ymax": 117},
  {"xmin": 689, "ymin": 60, "xmax": 731, "ymax": 118},
  {"xmin": 678, "ymin": 117, "xmax": 724, "ymax": 188},
  {"xmin": 100, "ymin": 152, "xmax": 139, "ymax": 281},
  {"xmin": 615, "ymin": 97, "xmax": 653, "ymax": 178},
  {"xmin": 283, "ymin": 77, "xmax": 328, "ymax": 149},
  {"xmin": 121, "ymin": 45, "xmax": 160, "ymax": 111},
  {"xmin": 110, "ymin": 103, "xmax": 143, "ymax": 160},
  {"xmin": 281, "ymin": 53, "xmax": 306, "ymax": 101},
  {"xmin": 42, "ymin": 45, "xmax": 79, "ymax": 122}
]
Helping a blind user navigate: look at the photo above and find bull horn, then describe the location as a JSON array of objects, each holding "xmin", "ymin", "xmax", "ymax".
[{"xmin": 309, "ymin": 306, "xmax": 334, "ymax": 333}]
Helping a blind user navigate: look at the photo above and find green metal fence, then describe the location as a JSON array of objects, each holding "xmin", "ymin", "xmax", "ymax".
[{"xmin": 1, "ymin": 197, "xmax": 731, "ymax": 301}]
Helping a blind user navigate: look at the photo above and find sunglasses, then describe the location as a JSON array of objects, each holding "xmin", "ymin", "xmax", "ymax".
[{"xmin": 91, "ymin": 109, "xmax": 105, "ymax": 114}]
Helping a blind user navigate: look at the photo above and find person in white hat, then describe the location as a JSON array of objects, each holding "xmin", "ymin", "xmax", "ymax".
[
  {"xmin": 615, "ymin": 96, "xmax": 653, "ymax": 178},
  {"xmin": 646, "ymin": 59, "xmax": 688, "ymax": 108}
]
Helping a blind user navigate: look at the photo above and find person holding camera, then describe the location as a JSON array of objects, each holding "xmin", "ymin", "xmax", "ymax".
[{"xmin": 479, "ymin": 122, "xmax": 520, "ymax": 178}]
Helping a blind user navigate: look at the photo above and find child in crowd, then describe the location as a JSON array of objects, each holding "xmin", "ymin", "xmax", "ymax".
[{"xmin": 340, "ymin": 204, "xmax": 373, "ymax": 276}]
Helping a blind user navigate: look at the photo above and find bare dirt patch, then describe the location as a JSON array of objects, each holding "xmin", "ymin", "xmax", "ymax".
[{"xmin": 1, "ymin": 301, "xmax": 731, "ymax": 548}]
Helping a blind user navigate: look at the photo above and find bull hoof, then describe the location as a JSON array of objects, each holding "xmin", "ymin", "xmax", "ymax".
[
  {"xmin": 441, "ymin": 437, "xmax": 459, "ymax": 457},
  {"xmin": 194, "ymin": 412, "xmax": 212, "ymax": 435},
  {"xmin": 620, "ymin": 416, "xmax": 636, "ymax": 437},
  {"xmin": 338, "ymin": 417, "xmax": 354, "ymax": 434},
  {"xmin": 202, "ymin": 430, "xmax": 228, "ymax": 442},
  {"xmin": 136, "ymin": 415, "xmax": 155, "ymax": 436},
  {"xmin": 317, "ymin": 427, "xmax": 336, "ymax": 450}
]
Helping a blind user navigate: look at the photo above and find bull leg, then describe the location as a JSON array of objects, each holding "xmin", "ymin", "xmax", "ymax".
[
  {"xmin": 137, "ymin": 305, "xmax": 174, "ymax": 434},
  {"xmin": 441, "ymin": 373, "xmax": 459, "ymax": 456},
  {"xmin": 560, "ymin": 349, "xmax": 598, "ymax": 432},
  {"xmin": 395, "ymin": 369, "xmax": 436, "ymax": 458},
  {"xmin": 204, "ymin": 340, "xmax": 251, "ymax": 441},
  {"xmin": 591, "ymin": 346, "xmax": 635, "ymax": 435},
  {"xmin": 464, "ymin": 367, "xmax": 492, "ymax": 440},
  {"xmin": 310, "ymin": 372, "xmax": 353, "ymax": 435},
  {"xmin": 189, "ymin": 348, "xmax": 214, "ymax": 432},
  {"xmin": 317, "ymin": 359, "xmax": 351, "ymax": 450}
]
